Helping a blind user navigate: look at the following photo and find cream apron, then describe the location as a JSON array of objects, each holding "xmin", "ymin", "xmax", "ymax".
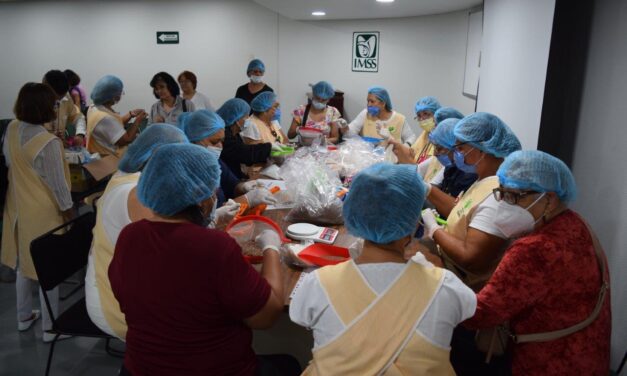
[
  {"xmin": 303, "ymin": 260, "xmax": 454, "ymax": 376},
  {"xmin": 1, "ymin": 121, "xmax": 70, "ymax": 280}
]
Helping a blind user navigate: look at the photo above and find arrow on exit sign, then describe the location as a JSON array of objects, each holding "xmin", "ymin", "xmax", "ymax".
[{"xmin": 157, "ymin": 31, "xmax": 179, "ymax": 44}]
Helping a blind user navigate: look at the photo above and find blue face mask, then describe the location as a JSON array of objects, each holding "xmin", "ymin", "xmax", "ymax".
[
  {"xmin": 367, "ymin": 106, "xmax": 380, "ymax": 117},
  {"xmin": 454, "ymin": 149, "xmax": 479, "ymax": 174},
  {"xmin": 435, "ymin": 153, "xmax": 453, "ymax": 168},
  {"xmin": 312, "ymin": 100, "xmax": 326, "ymax": 110},
  {"xmin": 272, "ymin": 107, "xmax": 281, "ymax": 122}
]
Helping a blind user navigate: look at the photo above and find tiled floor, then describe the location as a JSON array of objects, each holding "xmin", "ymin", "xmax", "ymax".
[{"xmin": 0, "ymin": 277, "xmax": 312, "ymax": 376}]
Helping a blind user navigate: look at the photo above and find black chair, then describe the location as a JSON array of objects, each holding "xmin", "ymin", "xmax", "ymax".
[{"xmin": 30, "ymin": 211, "xmax": 123, "ymax": 376}]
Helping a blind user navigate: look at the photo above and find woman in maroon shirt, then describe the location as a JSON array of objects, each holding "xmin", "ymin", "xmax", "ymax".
[
  {"xmin": 464, "ymin": 150, "xmax": 611, "ymax": 376},
  {"xmin": 109, "ymin": 143, "xmax": 299, "ymax": 376}
]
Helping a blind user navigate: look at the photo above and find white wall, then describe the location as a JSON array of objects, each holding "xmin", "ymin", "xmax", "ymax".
[
  {"xmin": 277, "ymin": 11, "xmax": 477, "ymax": 134},
  {"xmin": 477, "ymin": 0, "xmax": 556, "ymax": 149},
  {"xmin": 571, "ymin": 0, "xmax": 627, "ymax": 369},
  {"xmin": 0, "ymin": 0, "xmax": 476, "ymax": 135},
  {"xmin": 0, "ymin": 0, "xmax": 279, "ymax": 120}
]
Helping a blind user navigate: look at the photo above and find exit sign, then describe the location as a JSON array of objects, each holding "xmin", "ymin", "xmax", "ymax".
[{"xmin": 157, "ymin": 31, "xmax": 179, "ymax": 44}]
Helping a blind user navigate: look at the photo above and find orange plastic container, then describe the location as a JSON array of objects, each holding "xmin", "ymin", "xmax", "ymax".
[{"xmin": 297, "ymin": 243, "xmax": 350, "ymax": 266}]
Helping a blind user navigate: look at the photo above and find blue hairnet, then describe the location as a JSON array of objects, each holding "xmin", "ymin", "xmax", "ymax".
[
  {"xmin": 368, "ymin": 86, "xmax": 393, "ymax": 111},
  {"xmin": 250, "ymin": 91, "xmax": 277, "ymax": 113},
  {"xmin": 453, "ymin": 112, "xmax": 521, "ymax": 158},
  {"xmin": 137, "ymin": 144, "xmax": 221, "ymax": 216},
  {"xmin": 343, "ymin": 163, "xmax": 425, "ymax": 244},
  {"xmin": 497, "ymin": 150, "xmax": 577, "ymax": 203},
  {"xmin": 414, "ymin": 96, "xmax": 441, "ymax": 115},
  {"xmin": 118, "ymin": 123, "xmax": 188, "ymax": 173},
  {"xmin": 91, "ymin": 75, "xmax": 123, "ymax": 105},
  {"xmin": 177, "ymin": 109, "xmax": 225, "ymax": 143},
  {"xmin": 312, "ymin": 81, "xmax": 335, "ymax": 100},
  {"xmin": 247, "ymin": 59, "xmax": 265, "ymax": 74},
  {"xmin": 434, "ymin": 107, "xmax": 463, "ymax": 124},
  {"xmin": 428, "ymin": 118, "xmax": 460, "ymax": 150},
  {"xmin": 216, "ymin": 98, "xmax": 250, "ymax": 126}
]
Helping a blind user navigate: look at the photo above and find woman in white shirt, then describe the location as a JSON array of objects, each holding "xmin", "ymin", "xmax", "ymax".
[
  {"xmin": 2, "ymin": 83, "xmax": 74, "ymax": 342},
  {"xmin": 290, "ymin": 163, "xmax": 475, "ymax": 375},
  {"xmin": 85, "ymin": 124, "xmax": 188, "ymax": 340},
  {"xmin": 341, "ymin": 86, "xmax": 416, "ymax": 145},
  {"xmin": 178, "ymin": 70, "xmax": 214, "ymax": 111}
]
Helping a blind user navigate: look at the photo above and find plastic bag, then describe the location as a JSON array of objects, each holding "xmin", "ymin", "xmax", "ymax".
[
  {"xmin": 280, "ymin": 153, "xmax": 344, "ymax": 225},
  {"xmin": 330, "ymin": 138, "xmax": 385, "ymax": 185}
]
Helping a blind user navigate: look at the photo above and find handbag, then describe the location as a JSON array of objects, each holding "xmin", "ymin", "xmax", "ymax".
[{"xmin": 475, "ymin": 215, "xmax": 609, "ymax": 364}]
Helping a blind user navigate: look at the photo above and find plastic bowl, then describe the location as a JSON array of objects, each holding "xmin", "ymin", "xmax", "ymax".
[{"xmin": 298, "ymin": 128, "xmax": 323, "ymax": 146}]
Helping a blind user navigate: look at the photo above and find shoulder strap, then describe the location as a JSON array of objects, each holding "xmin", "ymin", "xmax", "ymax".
[
  {"xmin": 513, "ymin": 213, "xmax": 608, "ymax": 344},
  {"xmin": 301, "ymin": 104, "xmax": 311, "ymax": 127}
]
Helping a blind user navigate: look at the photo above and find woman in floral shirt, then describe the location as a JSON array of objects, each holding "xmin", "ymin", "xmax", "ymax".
[
  {"xmin": 464, "ymin": 150, "xmax": 611, "ymax": 376},
  {"xmin": 288, "ymin": 81, "xmax": 341, "ymax": 144}
]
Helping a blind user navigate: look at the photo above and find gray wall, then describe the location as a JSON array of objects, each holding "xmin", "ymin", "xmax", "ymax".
[{"xmin": 571, "ymin": 0, "xmax": 627, "ymax": 368}]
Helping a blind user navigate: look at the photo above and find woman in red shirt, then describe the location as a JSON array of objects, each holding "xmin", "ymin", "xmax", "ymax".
[
  {"xmin": 109, "ymin": 143, "xmax": 299, "ymax": 376},
  {"xmin": 464, "ymin": 150, "xmax": 611, "ymax": 375}
]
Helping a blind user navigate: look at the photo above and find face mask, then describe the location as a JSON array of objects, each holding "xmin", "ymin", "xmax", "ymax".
[
  {"xmin": 206, "ymin": 145, "xmax": 222, "ymax": 158},
  {"xmin": 419, "ymin": 118, "xmax": 436, "ymax": 132},
  {"xmin": 250, "ymin": 75, "xmax": 263, "ymax": 84},
  {"xmin": 367, "ymin": 106, "xmax": 380, "ymax": 117},
  {"xmin": 494, "ymin": 193, "xmax": 546, "ymax": 238},
  {"xmin": 435, "ymin": 153, "xmax": 453, "ymax": 168},
  {"xmin": 312, "ymin": 100, "xmax": 326, "ymax": 110},
  {"xmin": 454, "ymin": 149, "xmax": 482, "ymax": 174},
  {"xmin": 272, "ymin": 107, "xmax": 281, "ymax": 122}
]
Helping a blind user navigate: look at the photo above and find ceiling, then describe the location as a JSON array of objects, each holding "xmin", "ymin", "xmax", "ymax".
[{"xmin": 252, "ymin": 0, "xmax": 483, "ymax": 21}]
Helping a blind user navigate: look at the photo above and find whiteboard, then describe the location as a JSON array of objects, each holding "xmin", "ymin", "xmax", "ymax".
[{"xmin": 463, "ymin": 10, "xmax": 483, "ymax": 99}]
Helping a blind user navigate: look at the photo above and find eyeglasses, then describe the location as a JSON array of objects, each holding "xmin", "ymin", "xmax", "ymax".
[
  {"xmin": 492, "ymin": 188, "xmax": 539, "ymax": 205},
  {"xmin": 433, "ymin": 145, "xmax": 449, "ymax": 156}
]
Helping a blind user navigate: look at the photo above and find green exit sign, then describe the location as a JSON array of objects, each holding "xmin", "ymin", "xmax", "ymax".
[{"xmin": 156, "ymin": 31, "xmax": 179, "ymax": 44}]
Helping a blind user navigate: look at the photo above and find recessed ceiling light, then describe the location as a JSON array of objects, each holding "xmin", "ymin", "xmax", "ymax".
[
  {"xmin": 376, "ymin": 0, "xmax": 395, "ymax": 3},
  {"xmin": 312, "ymin": 11, "xmax": 326, "ymax": 16}
]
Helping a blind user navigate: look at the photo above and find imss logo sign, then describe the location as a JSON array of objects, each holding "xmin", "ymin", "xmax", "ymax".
[{"xmin": 352, "ymin": 32, "xmax": 379, "ymax": 72}]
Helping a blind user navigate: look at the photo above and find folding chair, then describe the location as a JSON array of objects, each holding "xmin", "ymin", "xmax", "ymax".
[{"xmin": 30, "ymin": 211, "xmax": 123, "ymax": 376}]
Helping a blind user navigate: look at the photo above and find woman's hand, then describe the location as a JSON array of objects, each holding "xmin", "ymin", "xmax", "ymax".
[{"xmin": 390, "ymin": 139, "xmax": 416, "ymax": 164}]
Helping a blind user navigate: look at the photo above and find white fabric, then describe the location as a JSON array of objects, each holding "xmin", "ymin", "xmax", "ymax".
[
  {"xmin": 3, "ymin": 122, "xmax": 73, "ymax": 210},
  {"xmin": 91, "ymin": 106, "xmax": 126, "ymax": 153},
  {"xmin": 85, "ymin": 171, "xmax": 137, "ymax": 337},
  {"xmin": 240, "ymin": 120, "xmax": 262, "ymax": 141},
  {"xmin": 190, "ymin": 92, "xmax": 214, "ymax": 111},
  {"xmin": 468, "ymin": 192, "xmax": 508, "ymax": 239},
  {"xmin": 289, "ymin": 253, "xmax": 476, "ymax": 349},
  {"xmin": 417, "ymin": 157, "xmax": 432, "ymax": 178},
  {"xmin": 16, "ymin": 270, "xmax": 58, "ymax": 332},
  {"xmin": 347, "ymin": 109, "xmax": 417, "ymax": 145}
]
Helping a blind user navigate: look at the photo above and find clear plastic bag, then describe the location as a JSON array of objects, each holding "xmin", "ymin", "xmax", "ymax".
[
  {"xmin": 332, "ymin": 138, "xmax": 385, "ymax": 185},
  {"xmin": 280, "ymin": 153, "xmax": 344, "ymax": 225}
]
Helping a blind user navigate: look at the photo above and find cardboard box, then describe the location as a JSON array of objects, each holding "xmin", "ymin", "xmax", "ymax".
[{"xmin": 69, "ymin": 155, "xmax": 119, "ymax": 193}]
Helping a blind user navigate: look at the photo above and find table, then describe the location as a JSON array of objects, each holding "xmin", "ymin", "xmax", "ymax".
[{"xmin": 234, "ymin": 176, "xmax": 442, "ymax": 306}]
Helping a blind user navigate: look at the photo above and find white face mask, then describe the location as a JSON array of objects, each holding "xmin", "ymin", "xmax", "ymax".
[
  {"xmin": 494, "ymin": 193, "xmax": 546, "ymax": 238},
  {"xmin": 240, "ymin": 118, "xmax": 252, "ymax": 130},
  {"xmin": 206, "ymin": 145, "xmax": 222, "ymax": 158},
  {"xmin": 250, "ymin": 75, "xmax": 263, "ymax": 84}
]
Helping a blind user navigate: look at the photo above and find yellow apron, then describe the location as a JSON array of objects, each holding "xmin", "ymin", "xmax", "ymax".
[
  {"xmin": 86, "ymin": 106, "xmax": 126, "ymax": 158},
  {"xmin": 92, "ymin": 172, "xmax": 140, "ymax": 339},
  {"xmin": 441, "ymin": 176, "xmax": 500, "ymax": 291},
  {"xmin": 244, "ymin": 116, "xmax": 285, "ymax": 145},
  {"xmin": 1, "ymin": 121, "xmax": 71, "ymax": 280},
  {"xmin": 44, "ymin": 95, "xmax": 82, "ymax": 137},
  {"xmin": 411, "ymin": 131, "xmax": 435, "ymax": 163},
  {"xmin": 423, "ymin": 156, "xmax": 444, "ymax": 183},
  {"xmin": 361, "ymin": 112, "xmax": 405, "ymax": 141},
  {"xmin": 303, "ymin": 260, "xmax": 454, "ymax": 376}
]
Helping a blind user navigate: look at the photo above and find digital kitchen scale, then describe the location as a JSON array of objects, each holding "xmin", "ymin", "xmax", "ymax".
[{"xmin": 286, "ymin": 223, "xmax": 339, "ymax": 245}]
